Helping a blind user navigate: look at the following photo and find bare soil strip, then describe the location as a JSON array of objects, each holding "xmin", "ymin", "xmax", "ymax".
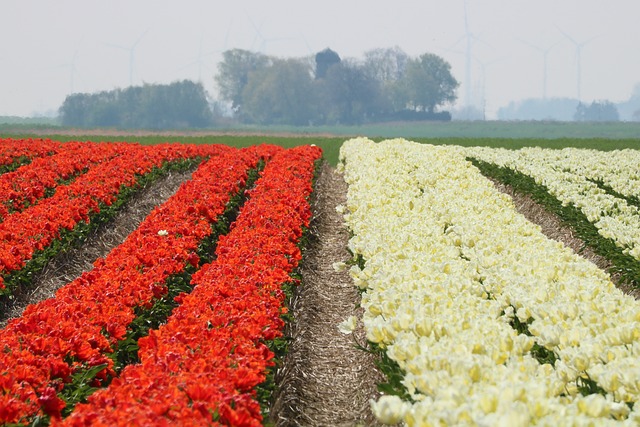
[
  {"xmin": 491, "ymin": 180, "xmax": 640, "ymax": 299},
  {"xmin": 0, "ymin": 168, "xmax": 195, "ymax": 327},
  {"xmin": 271, "ymin": 162, "xmax": 384, "ymax": 426}
]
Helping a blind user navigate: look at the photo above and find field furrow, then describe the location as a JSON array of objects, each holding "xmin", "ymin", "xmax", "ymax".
[
  {"xmin": 0, "ymin": 143, "xmax": 221, "ymax": 296},
  {"xmin": 0, "ymin": 166, "xmax": 196, "ymax": 327}
]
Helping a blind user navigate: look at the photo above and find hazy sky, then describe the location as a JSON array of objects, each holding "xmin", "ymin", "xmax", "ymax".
[{"xmin": 2, "ymin": 0, "xmax": 639, "ymax": 119}]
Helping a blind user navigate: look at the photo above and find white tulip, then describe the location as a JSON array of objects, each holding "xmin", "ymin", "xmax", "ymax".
[
  {"xmin": 339, "ymin": 138, "xmax": 640, "ymax": 425},
  {"xmin": 337, "ymin": 315, "xmax": 357, "ymax": 334}
]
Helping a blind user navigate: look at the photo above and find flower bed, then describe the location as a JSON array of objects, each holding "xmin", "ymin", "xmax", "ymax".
[
  {"xmin": 0, "ymin": 142, "xmax": 221, "ymax": 295},
  {"xmin": 0, "ymin": 141, "xmax": 131, "ymax": 220},
  {"xmin": 0, "ymin": 138, "xmax": 61, "ymax": 172},
  {"xmin": 340, "ymin": 138, "xmax": 640, "ymax": 425},
  {"xmin": 59, "ymin": 145, "xmax": 322, "ymax": 427},
  {"xmin": 0, "ymin": 144, "xmax": 269, "ymax": 425},
  {"xmin": 467, "ymin": 146, "xmax": 640, "ymax": 261}
]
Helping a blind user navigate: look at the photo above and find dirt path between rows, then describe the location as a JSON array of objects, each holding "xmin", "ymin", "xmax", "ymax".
[
  {"xmin": 0, "ymin": 167, "xmax": 195, "ymax": 328},
  {"xmin": 271, "ymin": 162, "xmax": 384, "ymax": 426}
]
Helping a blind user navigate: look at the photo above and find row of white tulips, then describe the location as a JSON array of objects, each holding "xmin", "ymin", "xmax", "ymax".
[
  {"xmin": 531, "ymin": 147, "xmax": 640, "ymax": 200},
  {"xmin": 338, "ymin": 137, "xmax": 640, "ymax": 426},
  {"xmin": 466, "ymin": 146, "xmax": 640, "ymax": 260}
]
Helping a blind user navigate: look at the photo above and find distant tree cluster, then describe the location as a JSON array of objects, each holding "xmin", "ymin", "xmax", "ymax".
[
  {"xmin": 497, "ymin": 98, "xmax": 623, "ymax": 122},
  {"xmin": 574, "ymin": 101, "xmax": 620, "ymax": 122},
  {"xmin": 58, "ymin": 48, "xmax": 459, "ymax": 129},
  {"xmin": 497, "ymin": 98, "xmax": 580, "ymax": 121},
  {"xmin": 59, "ymin": 80, "xmax": 213, "ymax": 129},
  {"xmin": 215, "ymin": 47, "xmax": 458, "ymax": 125}
]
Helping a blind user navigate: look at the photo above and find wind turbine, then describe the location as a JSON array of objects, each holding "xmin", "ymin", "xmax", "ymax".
[
  {"xmin": 451, "ymin": 0, "xmax": 489, "ymax": 108},
  {"xmin": 299, "ymin": 33, "xmax": 318, "ymax": 61},
  {"xmin": 516, "ymin": 38, "xmax": 560, "ymax": 100},
  {"xmin": 463, "ymin": 0, "xmax": 472, "ymax": 108},
  {"xmin": 245, "ymin": 13, "xmax": 295, "ymax": 55},
  {"xmin": 445, "ymin": 0, "xmax": 490, "ymax": 111},
  {"xmin": 473, "ymin": 55, "xmax": 508, "ymax": 119},
  {"xmin": 179, "ymin": 21, "xmax": 234, "ymax": 84},
  {"xmin": 178, "ymin": 35, "xmax": 207, "ymax": 83},
  {"xmin": 61, "ymin": 48, "xmax": 82, "ymax": 94},
  {"xmin": 50, "ymin": 46, "xmax": 84, "ymax": 95},
  {"xmin": 555, "ymin": 26, "xmax": 598, "ymax": 101},
  {"xmin": 105, "ymin": 29, "xmax": 148, "ymax": 87}
]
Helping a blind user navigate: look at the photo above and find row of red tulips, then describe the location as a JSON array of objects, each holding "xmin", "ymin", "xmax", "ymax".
[
  {"xmin": 0, "ymin": 142, "xmax": 220, "ymax": 293},
  {"xmin": 0, "ymin": 138, "xmax": 62, "ymax": 170},
  {"xmin": 0, "ymin": 144, "xmax": 278, "ymax": 424},
  {"xmin": 59, "ymin": 145, "xmax": 322, "ymax": 426},
  {"xmin": 0, "ymin": 141, "xmax": 132, "ymax": 220}
]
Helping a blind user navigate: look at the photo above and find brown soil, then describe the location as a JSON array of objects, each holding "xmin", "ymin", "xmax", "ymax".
[
  {"xmin": 271, "ymin": 161, "xmax": 384, "ymax": 426},
  {"xmin": 0, "ymin": 167, "xmax": 195, "ymax": 328}
]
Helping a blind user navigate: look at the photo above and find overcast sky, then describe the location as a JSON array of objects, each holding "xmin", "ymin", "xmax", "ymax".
[{"xmin": 2, "ymin": 0, "xmax": 639, "ymax": 119}]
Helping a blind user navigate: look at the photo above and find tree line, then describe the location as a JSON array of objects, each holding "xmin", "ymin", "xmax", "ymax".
[
  {"xmin": 59, "ymin": 80, "xmax": 214, "ymax": 129},
  {"xmin": 59, "ymin": 47, "xmax": 459, "ymax": 128},
  {"xmin": 216, "ymin": 47, "xmax": 458, "ymax": 125}
]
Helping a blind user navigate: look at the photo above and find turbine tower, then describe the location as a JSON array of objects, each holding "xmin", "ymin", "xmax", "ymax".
[
  {"xmin": 245, "ymin": 13, "xmax": 295, "ymax": 55},
  {"xmin": 180, "ymin": 22, "xmax": 233, "ymax": 83},
  {"xmin": 463, "ymin": 0, "xmax": 472, "ymax": 108},
  {"xmin": 458, "ymin": 0, "xmax": 490, "ymax": 109},
  {"xmin": 473, "ymin": 55, "xmax": 507, "ymax": 119},
  {"xmin": 106, "ymin": 30, "xmax": 148, "ymax": 86},
  {"xmin": 182, "ymin": 35, "xmax": 207, "ymax": 83},
  {"xmin": 556, "ymin": 27, "xmax": 597, "ymax": 101},
  {"xmin": 62, "ymin": 49, "xmax": 81, "ymax": 94},
  {"xmin": 50, "ymin": 47, "xmax": 83, "ymax": 96},
  {"xmin": 516, "ymin": 38, "xmax": 560, "ymax": 99}
]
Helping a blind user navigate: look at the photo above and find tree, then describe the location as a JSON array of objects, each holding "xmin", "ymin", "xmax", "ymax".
[
  {"xmin": 59, "ymin": 80, "xmax": 214, "ymax": 129},
  {"xmin": 210, "ymin": 48, "xmax": 459, "ymax": 125},
  {"xmin": 396, "ymin": 53, "xmax": 458, "ymax": 113},
  {"xmin": 363, "ymin": 46, "xmax": 409, "ymax": 83},
  {"xmin": 574, "ymin": 101, "xmax": 619, "ymax": 122},
  {"xmin": 135, "ymin": 80, "xmax": 212, "ymax": 128},
  {"xmin": 59, "ymin": 93, "xmax": 91, "ymax": 126},
  {"xmin": 497, "ymin": 98, "xmax": 579, "ymax": 121},
  {"xmin": 316, "ymin": 59, "xmax": 382, "ymax": 124},
  {"xmin": 118, "ymin": 86, "xmax": 144, "ymax": 128},
  {"xmin": 241, "ymin": 58, "xmax": 316, "ymax": 125},
  {"xmin": 168, "ymin": 80, "xmax": 213, "ymax": 127},
  {"xmin": 89, "ymin": 91, "xmax": 120, "ymax": 127},
  {"xmin": 214, "ymin": 49, "xmax": 271, "ymax": 113},
  {"xmin": 362, "ymin": 47, "xmax": 409, "ymax": 117}
]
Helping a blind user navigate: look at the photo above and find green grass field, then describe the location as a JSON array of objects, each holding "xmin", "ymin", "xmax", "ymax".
[
  {"xmin": 231, "ymin": 120, "xmax": 640, "ymax": 140},
  {"xmin": 2, "ymin": 120, "xmax": 639, "ymax": 166}
]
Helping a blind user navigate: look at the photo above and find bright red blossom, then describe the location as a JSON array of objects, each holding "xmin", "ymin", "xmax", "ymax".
[
  {"xmin": 0, "ymin": 142, "xmax": 270, "ymax": 424},
  {"xmin": 61, "ymin": 145, "xmax": 322, "ymax": 426}
]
